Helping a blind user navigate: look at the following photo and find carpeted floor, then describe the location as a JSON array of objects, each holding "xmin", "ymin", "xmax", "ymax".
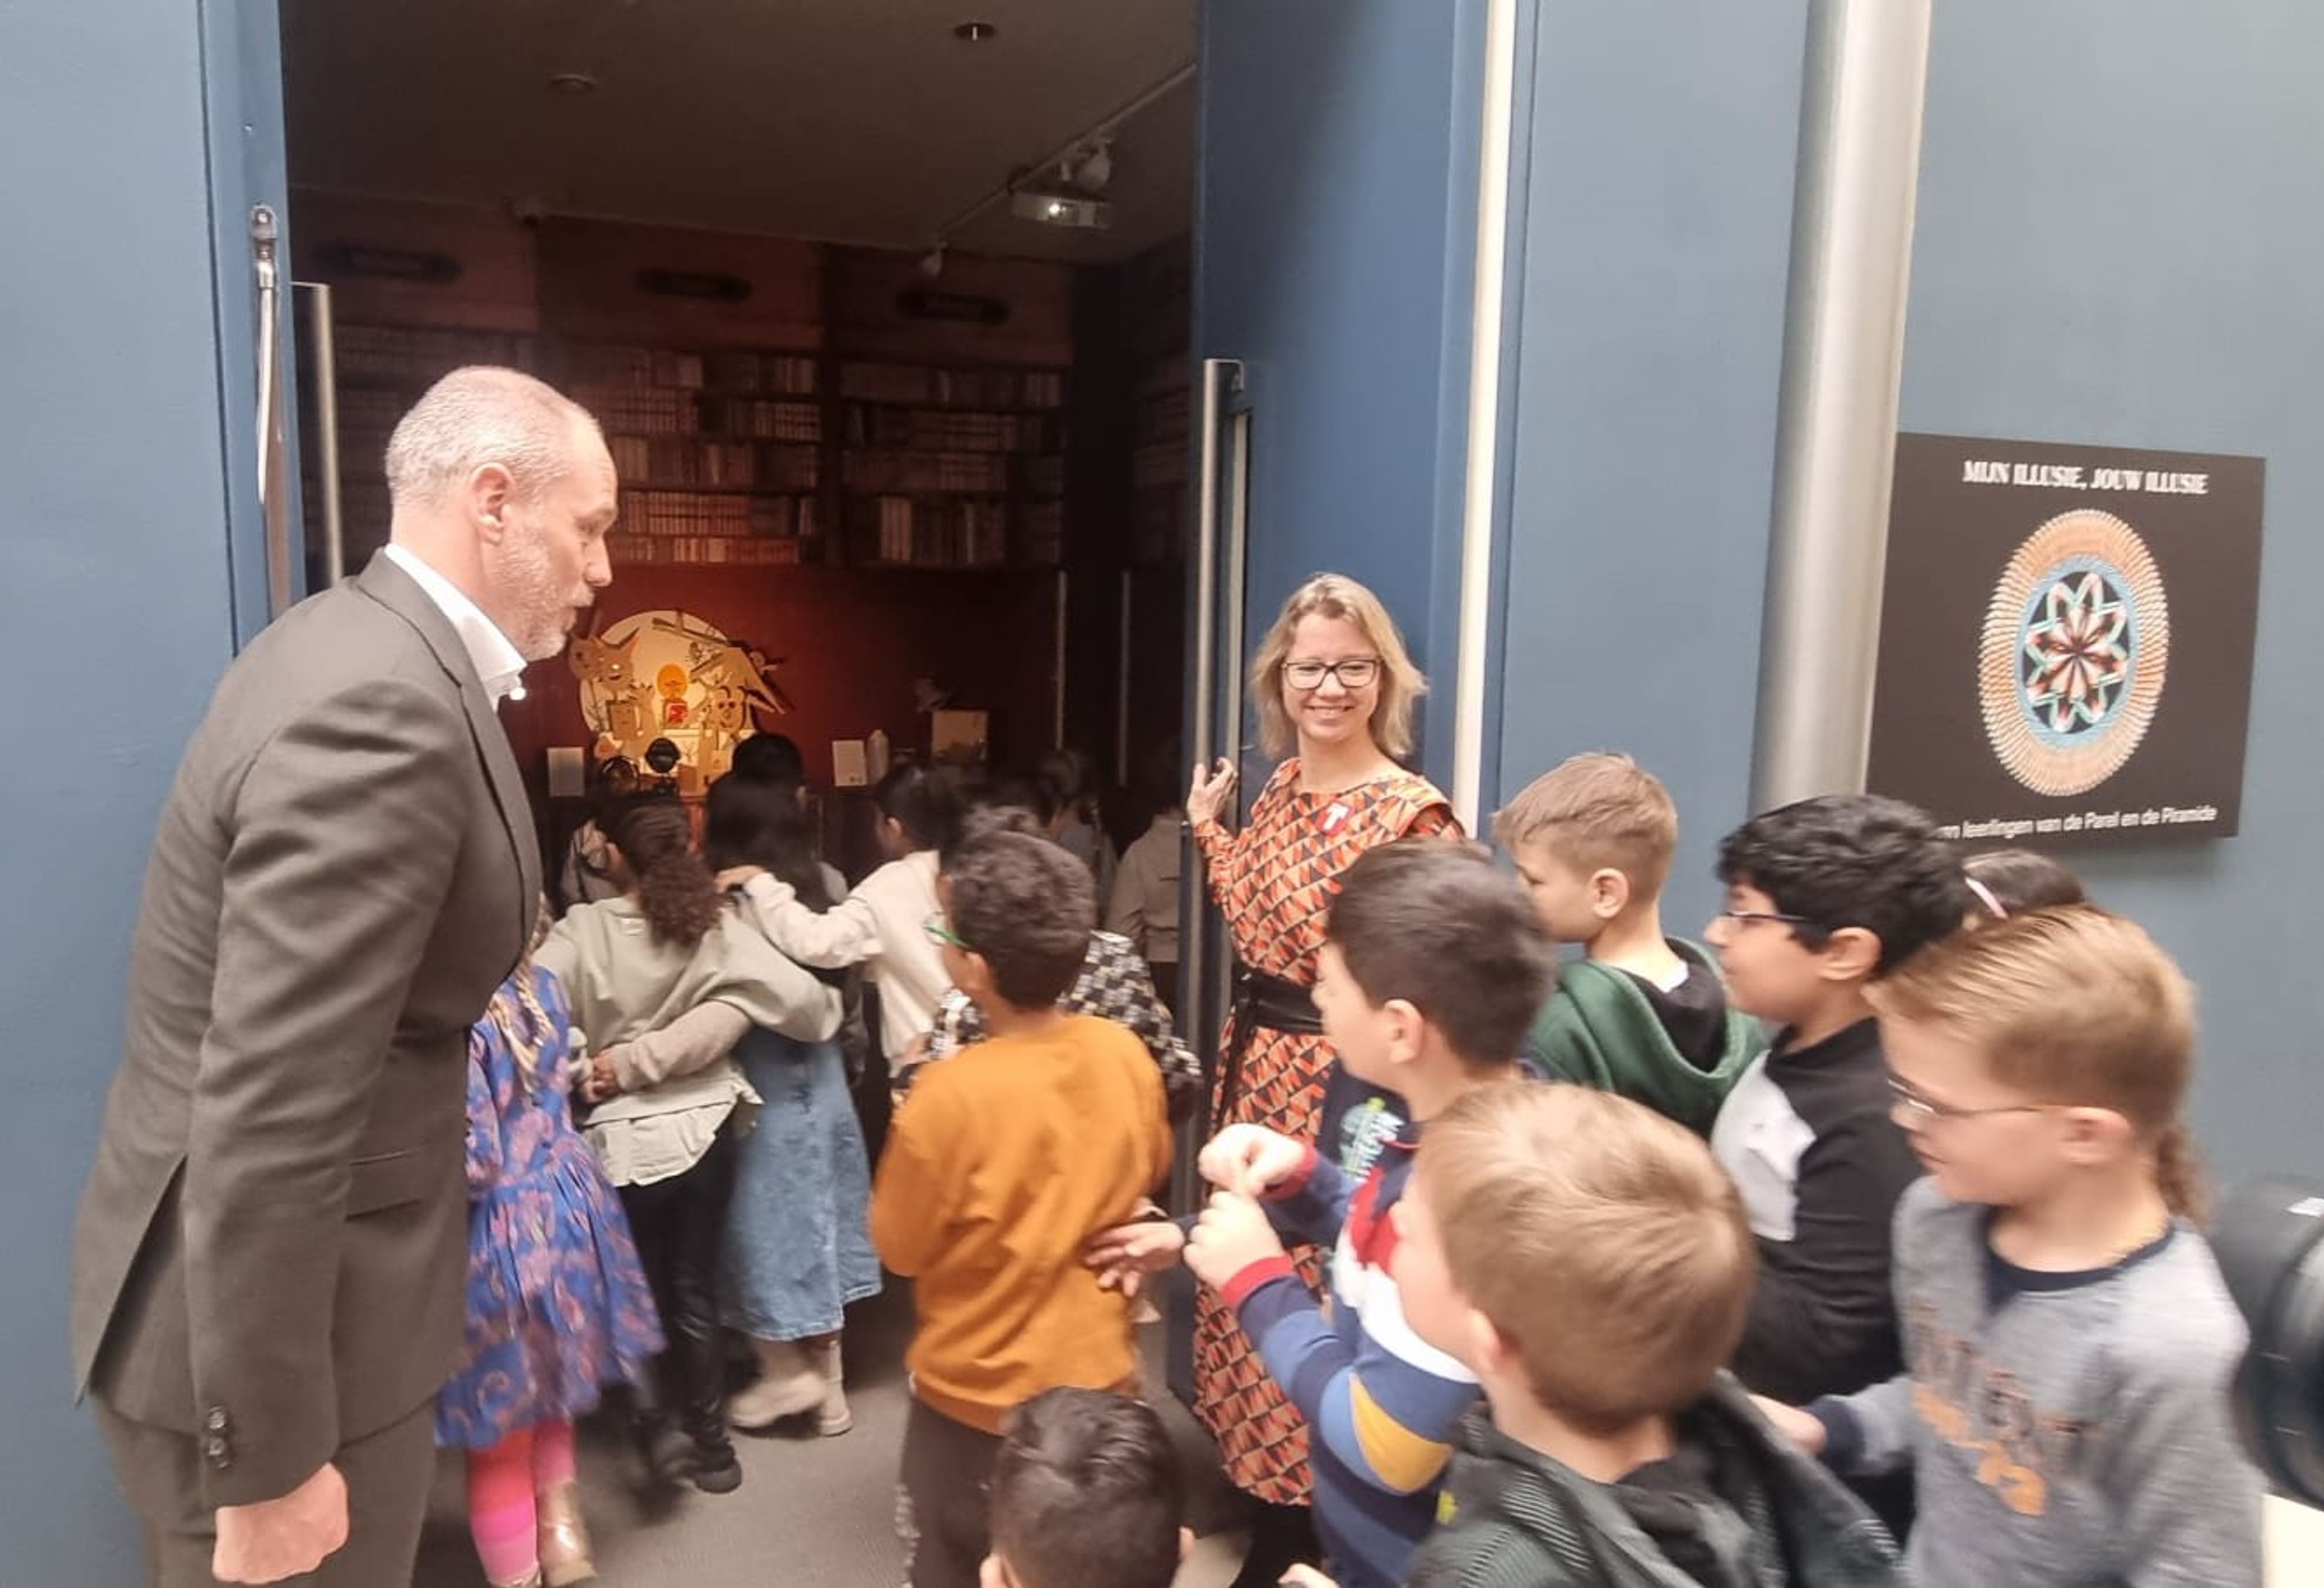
[{"xmin": 412, "ymin": 1274, "xmax": 1254, "ymax": 1586}]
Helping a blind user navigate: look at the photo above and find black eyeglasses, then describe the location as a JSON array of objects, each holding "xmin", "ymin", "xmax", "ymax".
[
  {"xmin": 1886, "ymin": 1076, "xmax": 2050, "ymax": 1126},
  {"xmin": 1283, "ymin": 657, "xmax": 1381, "ymax": 691},
  {"xmin": 1714, "ymin": 908, "xmax": 1811, "ymax": 930}
]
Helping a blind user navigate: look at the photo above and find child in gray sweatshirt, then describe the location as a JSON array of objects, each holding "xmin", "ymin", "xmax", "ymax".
[{"xmin": 1758, "ymin": 905, "xmax": 2264, "ymax": 1587}]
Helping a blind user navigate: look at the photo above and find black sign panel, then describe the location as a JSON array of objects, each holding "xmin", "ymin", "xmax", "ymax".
[{"xmin": 1867, "ymin": 433, "xmax": 2264, "ymax": 845}]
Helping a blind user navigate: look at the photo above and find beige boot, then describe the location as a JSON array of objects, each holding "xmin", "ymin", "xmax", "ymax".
[
  {"xmin": 536, "ymin": 1480, "xmax": 596, "ymax": 1586},
  {"xmin": 727, "ymin": 1336, "xmax": 826, "ymax": 1430},
  {"xmin": 809, "ymin": 1332, "xmax": 852, "ymax": 1437}
]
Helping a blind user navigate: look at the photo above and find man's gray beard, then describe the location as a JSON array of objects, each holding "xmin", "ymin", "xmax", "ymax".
[{"xmin": 491, "ymin": 525, "xmax": 580, "ymax": 661}]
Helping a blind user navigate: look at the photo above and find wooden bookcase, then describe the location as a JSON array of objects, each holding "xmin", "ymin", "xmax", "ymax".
[
  {"xmin": 307, "ymin": 322, "xmax": 540, "ymax": 576},
  {"xmin": 838, "ymin": 358, "xmax": 1068, "ymax": 569},
  {"xmin": 550, "ymin": 340, "xmax": 827, "ymax": 568},
  {"xmin": 1121, "ymin": 240, "xmax": 1192, "ymax": 568},
  {"xmin": 297, "ymin": 209, "xmax": 1082, "ymax": 577},
  {"xmin": 1129, "ymin": 356, "xmax": 1189, "ymax": 566},
  {"xmin": 289, "ymin": 194, "xmax": 1155, "ymax": 826}
]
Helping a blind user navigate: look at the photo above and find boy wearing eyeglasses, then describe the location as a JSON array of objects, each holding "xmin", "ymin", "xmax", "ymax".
[
  {"xmin": 1754, "ymin": 907, "xmax": 2263, "ymax": 1586},
  {"xmin": 1702, "ymin": 795, "xmax": 1968, "ymax": 1534},
  {"xmin": 870, "ymin": 826, "xmax": 1173, "ymax": 1588}
]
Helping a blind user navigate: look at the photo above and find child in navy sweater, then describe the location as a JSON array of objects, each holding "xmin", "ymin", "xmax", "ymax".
[{"xmin": 1108, "ymin": 839, "xmax": 1554, "ymax": 1588}]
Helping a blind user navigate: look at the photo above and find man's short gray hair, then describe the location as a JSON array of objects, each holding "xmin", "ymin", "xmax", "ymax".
[{"xmin": 384, "ymin": 366, "xmax": 602, "ymax": 510}]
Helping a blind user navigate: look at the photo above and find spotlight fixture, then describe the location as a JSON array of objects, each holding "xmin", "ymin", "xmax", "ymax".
[
  {"xmin": 1064, "ymin": 138, "xmax": 1112, "ymax": 192},
  {"xmin": 953, "ymin": 20, "xmax": 997, "ymax": 43},
  {"xmin": 918, "ymin": 243, "xmax": 947, "ymax": 280},
  {"xmin": 1008, "ymin": 189, "xmax": 1112, "ymax": 231}
]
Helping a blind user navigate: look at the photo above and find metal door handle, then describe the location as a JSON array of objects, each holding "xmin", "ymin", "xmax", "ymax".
[
  {"xmin": 1182, "ymin": 359, "xmax": 1243, "ymax": 1035},
  {"xmin": 295, "ymin": 280, "xmax": 346, "ymax": 585},
  {"xmin": 251, "ymin": 206, "xmax": 295, "ymax": 618}
]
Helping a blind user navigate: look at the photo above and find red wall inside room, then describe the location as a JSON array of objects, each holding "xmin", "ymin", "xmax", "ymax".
[{"xmin": 499, "ymin": 563, "xmax": 1059, "ymax": 863}]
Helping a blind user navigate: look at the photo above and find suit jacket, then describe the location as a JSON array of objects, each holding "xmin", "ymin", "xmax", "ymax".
[{"xmin": 71, "ymin": 554, "xmax": 540, "ymax": 1508}]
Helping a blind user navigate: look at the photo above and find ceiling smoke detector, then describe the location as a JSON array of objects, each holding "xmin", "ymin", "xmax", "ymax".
[
  {"xmin": 1009, "ymin": 189, "xmax": 1112, "ymax": 231},
  {"xmin": 548, "ymin": 71, "xmax": 600, "ymax": 94}
]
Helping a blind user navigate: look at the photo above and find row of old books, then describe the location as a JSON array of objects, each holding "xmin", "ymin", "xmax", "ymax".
[
  {"xmin": 838, "ymin": 361, "xmax": 1065, "ymax": 410},
  {"xmin": 607, "ymin": 436, "xmax": 820, "ymax": 491},
  {"xmin": 605, "ymin": 534, "xmax": 810, "ymax": 566},
  {"xmin": 841, "ymin": 404, "xmax": 1062, "ymax": 454},
  {"xmin": 620, "ymin": 490, "xmax": 819, "ymax": 539},
  {"xmin": 854, "ymin": 496, "xmax": 1013, "ymax": 568},
  {"xmin": 562, "ymin": 344, "xmax": 816, "ymax": 397}
]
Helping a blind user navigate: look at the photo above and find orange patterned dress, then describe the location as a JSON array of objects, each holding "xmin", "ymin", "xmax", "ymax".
[{"xmin": 1188, "ymin": 759, "xmax": 1458, "ymax": 1504}]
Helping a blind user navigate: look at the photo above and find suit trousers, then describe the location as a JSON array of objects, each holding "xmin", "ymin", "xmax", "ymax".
[{"xmin": 95, "ymin": 1396, "xmax": 436, "ymax": 1588}]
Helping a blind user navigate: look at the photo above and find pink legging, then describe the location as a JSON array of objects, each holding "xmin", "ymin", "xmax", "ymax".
[{"xmin": 464, "ymin": 1418, "xmax": 578, "ymax": 1584}]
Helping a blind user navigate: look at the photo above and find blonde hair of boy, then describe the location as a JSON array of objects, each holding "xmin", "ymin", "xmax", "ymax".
[
  {"xmin": 1420, "ymin": 1081, "xmax": 1754, "ymax": 1434},
  {"xmin": 1865, "ymin": 904, "xmax": 2205, "ymax": 1218},
  {"xmin": 1490, "ymin": 753, "xmax": 1679, "ymax": 897},
  {"xmin": 1248, "ymin": 573, "xmax": 1428, "ymax": 759}
]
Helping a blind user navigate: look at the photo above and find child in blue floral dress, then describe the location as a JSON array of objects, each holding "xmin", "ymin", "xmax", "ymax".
[{"xmin": 437, "ymin": 959, "xmax": 663, "ymax": 1588}]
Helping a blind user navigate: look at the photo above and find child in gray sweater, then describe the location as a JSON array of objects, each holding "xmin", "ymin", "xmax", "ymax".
[{"xmin": 1758, "ymin": 905, "xmax": 2263, "ymax": 1586}]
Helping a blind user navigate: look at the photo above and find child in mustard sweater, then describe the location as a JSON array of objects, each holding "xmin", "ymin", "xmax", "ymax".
[{"xmin": 872, "ymin": 824, "xmax": 1172, "ymax": 1588}]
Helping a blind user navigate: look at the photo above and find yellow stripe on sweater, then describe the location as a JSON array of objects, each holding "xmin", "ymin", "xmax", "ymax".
[{"xmin": 1351, "ymin": 1379, "xmax": 1455, "ymax": 1494}]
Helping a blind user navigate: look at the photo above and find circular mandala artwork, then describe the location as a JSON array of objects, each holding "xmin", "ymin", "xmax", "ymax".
[{"xmin": 1978, "ymin": 510, "xmax": 2170, "ymax": 798}]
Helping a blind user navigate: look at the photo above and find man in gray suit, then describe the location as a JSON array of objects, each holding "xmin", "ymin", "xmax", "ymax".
[{"xmin": 72, "ymin": 367, "xmax": 617, "ymax": 1585}]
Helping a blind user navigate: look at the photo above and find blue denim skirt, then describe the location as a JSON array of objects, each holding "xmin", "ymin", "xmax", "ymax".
[{"xmin": 720, "ymin": 1028, "xmax": 882, "ymax": 1340}]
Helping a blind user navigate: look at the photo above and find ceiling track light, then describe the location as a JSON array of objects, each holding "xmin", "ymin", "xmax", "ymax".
[
  {"xmin": 928, "ymin": 59, "xmax": 1191, "ymax": 245},
  {"xmin": 1060, "ymin": 137, "xmax": 1112, "ymax": 193},
  {"xmin": 918, "ymin": 242, "xmax": 947, "ymax": 279},
  {"xmin": 1008, "ymin": 188, "xmax": 1112, "ymax": 231}
]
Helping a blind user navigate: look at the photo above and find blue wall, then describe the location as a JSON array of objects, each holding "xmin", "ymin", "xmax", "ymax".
[
  {"xmin": 1195, "ymin": 0, "xmax": 1486, "ymax": 777},
  {"xmin": 1489, "ymin": 1, "xmax": 1811, "ymax": 932},
  {"xmin": 0, "ymin": 0, "xmax": 261, "ymax": 1577},
  {"xmin": 1898, "ymin": 1, "xmax": 2322, "ymax": 1177}
]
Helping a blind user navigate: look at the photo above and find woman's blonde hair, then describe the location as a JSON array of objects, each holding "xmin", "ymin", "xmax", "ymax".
[
  {"xmin": 1865, "ymin": 904, "xmax": 2207, "ymax": 1218},
  {"xmin": 1248, "ymin": 573, "xmax": 1428, "ymax": 760}
]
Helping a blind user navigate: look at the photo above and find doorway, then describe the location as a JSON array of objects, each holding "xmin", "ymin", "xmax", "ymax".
[
  {"xmin": 280, "ymin": 1, "xmax": 1198, "ymax": 884},
  {"xmin": 276, "ymin": 6, "xmax": 1212, "ymax": 1584}
]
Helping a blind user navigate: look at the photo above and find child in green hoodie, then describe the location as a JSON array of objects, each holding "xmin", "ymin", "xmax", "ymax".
[{"xmin": 1497, "ymin": 754, "xmax": 1761, "ymax": 1135}]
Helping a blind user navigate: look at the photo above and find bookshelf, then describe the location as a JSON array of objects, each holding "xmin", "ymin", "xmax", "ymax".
[
  {"xmin": 295, "ymin": 206, "xmax": 1085, "ymax": 577},
  {"xmin": 837, "ymin": 359, "xmax": 1069, "ymax": 569},
  {"xmin": 1129, "ymin": 356, "xmax": 1190, "ymax": 565},
  {"xmin": 304, "ymin": 322, "xmax": 540, "ymax": 575},
  {"xmin": 553, "ymin": 339, "xmax": 826, "ymax": 569}
]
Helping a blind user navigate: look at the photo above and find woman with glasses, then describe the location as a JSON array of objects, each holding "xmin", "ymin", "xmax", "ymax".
[{"xmin": 1179, "ymin": 573, "xmax": 1457, "ymax": 1586}]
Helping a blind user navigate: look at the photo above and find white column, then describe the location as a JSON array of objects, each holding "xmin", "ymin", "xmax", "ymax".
[{"xmin": 1450, "ymin": 0, "xmax": 1521, "ymax": 834}]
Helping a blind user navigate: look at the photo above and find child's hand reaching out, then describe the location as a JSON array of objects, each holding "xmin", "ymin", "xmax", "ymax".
[
  {"xmin": 1199, "ymin": 1124, "xmax": 1308, "ymax": 1196},
  {"xmin": 1185, "ymin": 1189, "xmax": 1286, "ymax": 1288},
  {"xmin": 1083, "ymin": 1214, "xmax": 1187, "ymax": 1301},
  {"xmin": 1750, "ymin": 1393, "xmax": 1828, "ymax": 1455}
]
